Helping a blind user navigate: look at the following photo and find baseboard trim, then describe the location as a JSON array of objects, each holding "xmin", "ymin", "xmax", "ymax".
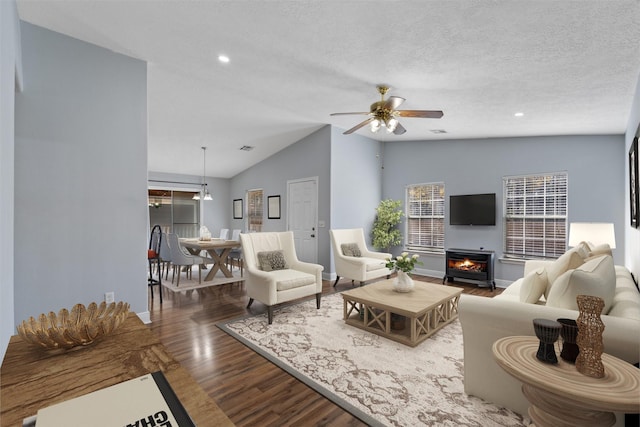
[
  {"xmin": 136, "ymin": 311, "xmax": 151, "ymax": 324},
  {"xmin": 323, "ymin": 272, "xmax": 337, "ymax": 282},
  {"xmin": 412, "ymin": 268, "xmax": 511, "ymax": 289}
]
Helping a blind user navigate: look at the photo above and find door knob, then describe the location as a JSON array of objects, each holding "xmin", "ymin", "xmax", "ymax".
[{"xmin": 311, "ymin": 234, "xmax": 315, "ymax": 238}]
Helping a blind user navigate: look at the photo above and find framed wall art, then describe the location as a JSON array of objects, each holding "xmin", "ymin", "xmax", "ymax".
[
  {"xmin": 233, "ymin": 199, "xmax": 243, "ymax": 219},
  {"xmin": 630, "ymin": 131, "xmax": 639, "ymax": 228},
  {"xmin": 268, "ymin": 195, "xmax": 281, "ymax": 219}
]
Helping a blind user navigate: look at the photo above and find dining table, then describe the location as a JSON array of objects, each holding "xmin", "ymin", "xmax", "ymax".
[{"xmin": 179, "ymin": 238, "xmax": 241, "ymax": 281}]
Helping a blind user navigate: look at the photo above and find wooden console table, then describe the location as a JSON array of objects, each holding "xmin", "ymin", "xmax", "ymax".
[
  {"xmin": 492, "ymin": 336, "xmax": 640, "ymax": 427},
  {"xmin": 0, "ymin": 313, "xmax": 234, "ymax": 427}
]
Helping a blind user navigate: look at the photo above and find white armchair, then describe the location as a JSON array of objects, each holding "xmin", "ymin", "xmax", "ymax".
[
  {"xmin": 330, "ymin": 228, "xmax": 392, "ymax": 287},
  {"xmin": 240, "ymin": 231, "xmax": 324, "ymax": 324}
]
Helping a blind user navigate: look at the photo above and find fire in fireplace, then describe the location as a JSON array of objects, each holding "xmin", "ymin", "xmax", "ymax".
[
  {"xmin": 443, "ymin": 249, "xmax": 495, "ymax": 290},
  {"xmin": 449, "ymin": 258, "xmax": 487, "ymax": 273}
]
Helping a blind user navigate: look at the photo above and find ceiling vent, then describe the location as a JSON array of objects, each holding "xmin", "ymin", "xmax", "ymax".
[{"xmin": 239, "ymin": 145, "xmax": 254, "ymax": 151}]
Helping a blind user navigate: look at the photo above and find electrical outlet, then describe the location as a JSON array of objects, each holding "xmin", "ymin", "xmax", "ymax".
[{"xmin": 105, "ymin": 292, "xmax": 115, "ymax": 304}]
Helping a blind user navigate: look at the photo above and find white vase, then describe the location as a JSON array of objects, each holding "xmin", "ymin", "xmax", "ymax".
[{"xmin": 393, "ymin": 270, "xmax": 414, "ymax": 292}]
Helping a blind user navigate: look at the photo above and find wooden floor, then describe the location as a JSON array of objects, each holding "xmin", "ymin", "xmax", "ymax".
[{"xmin": 148, "ymin": 273, "xmax": 502, "ymax": 427}]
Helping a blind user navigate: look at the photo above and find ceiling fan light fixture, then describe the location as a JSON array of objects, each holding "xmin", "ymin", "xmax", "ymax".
[
  {"xmin": 203, "ymin": 189, "xmax": 213, "ymax": 201},
  {"xmin": 331, "ymin": 86, "xmax": 443, "ymax": 136},
  {"xmin": 192, "ymin": 193, "xmax": 201, "ymax": 200},
  {"xmin": 386, "ymin": 118, "xmax": 398, "ymax": 133}
]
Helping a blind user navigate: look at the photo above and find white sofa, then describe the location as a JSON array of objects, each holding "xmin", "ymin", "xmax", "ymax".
[
  {"xmin": 459, "ymin": 243, "xmax": 640, "ymax": 424},
  {"xmin": 330, "ymin": 228, "xmax": 392, "ymax": 286}
]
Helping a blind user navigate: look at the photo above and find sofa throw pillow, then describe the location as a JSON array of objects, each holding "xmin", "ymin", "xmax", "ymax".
[
  {"xmin": 574, "ymin": 241, "xmax": 591, "ymax": 259},
  {"xmin": 257, "ymin": 250, "xmax": 288, "ymax": 271},
  {"xmin": 519, "ymin": 268, "xmax": 548, "ymax": 304},
  {"xmin": 544, "ymin": 248, "xmax": 585, "ymax": 299},
  {"xmin": 341, "ymin": 243, "xmax": 362, "ymax": 257},
  {"xmin": 588, "ymin": 243, "xmax": 613, "ymax": 258},
  {"xmin": 546, "ymin": 255, "xmax": 616, "ymax": 313}
]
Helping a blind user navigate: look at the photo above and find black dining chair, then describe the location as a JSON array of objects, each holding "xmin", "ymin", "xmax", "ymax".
[{"xmin": 148, "ymin": 224, "xmax": 163, "ymax": 303}]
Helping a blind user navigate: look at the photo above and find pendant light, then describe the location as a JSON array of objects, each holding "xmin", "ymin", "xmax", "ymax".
[{"xmin": 193, "ymin": 146, "xmax": 213, "ymax": 201}]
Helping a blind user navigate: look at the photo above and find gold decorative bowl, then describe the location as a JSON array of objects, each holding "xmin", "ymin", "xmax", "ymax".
[{"xmin": 17, "ymin": 301, "xmax": 130, "ymax": 350}]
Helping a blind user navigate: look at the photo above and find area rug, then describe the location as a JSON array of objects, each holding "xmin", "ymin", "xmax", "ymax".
[
  {"xmin": 218, "ymin": 292, "xmax": 530, "ymax": 427},
  {"xmin": 160, "ymin": 270, "xmax": 244, "ymax": 293}
]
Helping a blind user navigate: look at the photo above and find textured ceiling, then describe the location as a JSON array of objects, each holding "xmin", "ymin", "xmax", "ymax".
[{"xmin": 16, "ymin": 0, "xmax": 640, "ymax": 178}]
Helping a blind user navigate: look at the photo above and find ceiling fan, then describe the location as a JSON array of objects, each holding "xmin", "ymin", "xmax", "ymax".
[{"xmin": 330, "ymin": 85, "xmax": 443, "ymax": 135}]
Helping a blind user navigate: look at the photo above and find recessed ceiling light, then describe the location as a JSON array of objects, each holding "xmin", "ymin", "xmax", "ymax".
[
  {"xmin": 218, "ymin": 55, "xmax": 230, "ymax": 63},
  {"xmin": 514, "ymin": 112, "xmax": 524, "ymax": 117},
  {"xmin": 430, "ymin": 129, "xmax": 447, "ymax": 134}
]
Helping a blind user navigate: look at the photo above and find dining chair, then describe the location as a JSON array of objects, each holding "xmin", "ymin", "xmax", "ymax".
[
  {"xmin": 148, "ymin": 225, "xmax": 163, "ymax": 303},
  {"xmin": 219, "ymin": 228, "xmax": 229, "ymax": 240},
  {"xmin": 227, "ymin": 229, "xmax": 243, "ymax": 276},
  {"xmin": 166, "ymin": 233, "xmax": 206, "ymax": 286},
  {"xmin": 158, "ymin": 232, "xmax": 172, "ymax": 281}
]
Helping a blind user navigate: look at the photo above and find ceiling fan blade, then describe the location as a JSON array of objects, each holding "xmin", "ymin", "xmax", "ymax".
[
  {"xmin": 396, "ymin": 110, "xmax": 444, "ymax": 118},
  {"xmin": 344, "ymin": 117, "xmax": 375, "ymax": 134},
  {"xmin": 393, "ymin": 122, "xmax": 406, "ymax": 135},
  {"xmin": 330, "ymin": 112, "xmax": 370, "ymax": 116},
  {"xmin": 383, "ymin": 96, "xmax": 405, "ymax": 111}
]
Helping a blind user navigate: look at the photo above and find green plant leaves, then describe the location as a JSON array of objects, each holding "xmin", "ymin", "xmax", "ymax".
[{"xmin": 372, "ymin": 199, "xmax": 403, "ymax": 251}]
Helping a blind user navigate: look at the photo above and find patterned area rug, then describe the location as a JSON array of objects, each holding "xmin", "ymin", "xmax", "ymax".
[
  {"xmin": 159, "ymin": 269, "xmax": 244, "ymax": 293},
  {"xmin": 218, "ymin": 292, "xmax": 530, "ymax": 427}
]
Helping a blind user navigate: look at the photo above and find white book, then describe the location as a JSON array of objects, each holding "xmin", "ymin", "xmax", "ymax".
[{"xmin": 34, "ymin": 372, "xmax": 195, "ymax": 427}]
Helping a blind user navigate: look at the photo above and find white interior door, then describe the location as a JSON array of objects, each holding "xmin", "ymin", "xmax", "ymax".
[{"xmin": 287, "ymin": 177, "xmax": 318, "ymax": 263}]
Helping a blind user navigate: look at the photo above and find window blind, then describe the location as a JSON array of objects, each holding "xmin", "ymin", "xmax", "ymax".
[
  {"xmin": 247, "ymin": 189, "xmax": 263, "ymax": 232},
  {"xmin": 406, "ymin": 182, "xmax": 445, "ymax": 252},
  {"xmin": 503, "ymin": 172, "xmax": 568, "ymax": 258}
]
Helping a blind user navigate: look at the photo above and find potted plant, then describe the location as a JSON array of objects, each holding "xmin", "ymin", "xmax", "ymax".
[{"xmin": 371, "ymin": 199, "xmax": 403, "ymax": 252}]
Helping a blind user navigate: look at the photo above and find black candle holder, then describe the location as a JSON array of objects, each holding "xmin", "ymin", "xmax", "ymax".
[
  {"xmin": 557, "ymin": 318, "xmax": 579, "ymax": 363},
  {"xmin": 533, "ymin": 318, "xmax": 561, "ymax": 364}
]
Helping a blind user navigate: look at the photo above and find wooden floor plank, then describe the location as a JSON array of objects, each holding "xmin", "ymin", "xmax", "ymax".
[{"xmin": 149, "ymin": 274, "xmax": 501, "ymax": 426}]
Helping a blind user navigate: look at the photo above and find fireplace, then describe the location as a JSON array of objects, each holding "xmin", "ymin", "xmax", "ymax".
[{"xmin": 443, "ymin": 248, "xmax": 495, "ymax": 290}]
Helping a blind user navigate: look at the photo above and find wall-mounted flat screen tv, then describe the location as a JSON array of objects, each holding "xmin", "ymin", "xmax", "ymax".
[{"xmin": 449, "ymin": 193, "xmax": 496, "ymax": 226}]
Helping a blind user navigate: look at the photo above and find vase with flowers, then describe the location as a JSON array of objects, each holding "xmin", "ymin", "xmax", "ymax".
[{"xmin": 385, "ymin": 252, "xmax": 422, "ymax": 292}]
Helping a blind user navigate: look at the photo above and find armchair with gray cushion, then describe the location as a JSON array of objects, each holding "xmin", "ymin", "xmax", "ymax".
[
  {"xmin": 240, "ymin": 231, "xmax": 324, "ymax": 324},
  {"xmin": 330, "ymin": 228, "xmax": 392, "ymax": 287}
]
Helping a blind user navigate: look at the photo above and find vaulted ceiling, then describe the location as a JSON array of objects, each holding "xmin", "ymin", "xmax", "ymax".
[{"xmin": 17, "ymin": 1, "xmax": 640, "ymax": 178}]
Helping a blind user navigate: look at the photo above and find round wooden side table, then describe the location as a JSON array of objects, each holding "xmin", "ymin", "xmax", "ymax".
[{"xmin": 492, "ymin": 336, "xmax": 640, "ymax": 427}]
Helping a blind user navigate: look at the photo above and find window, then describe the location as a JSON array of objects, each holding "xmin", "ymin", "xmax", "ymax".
[
  {"xmin": 148, "ymin": 190, "xmax": 200, "ymax": 238},
  {"xmin": 503, "ymin": 172, "xmax": 568, "ymax": 259},
  {"xmin": 406, "ymin": 182, "xmax": 445, "ymax": 252},
  {"xmin": 247, "ymin": 189, "xmax": 263, "ymax": 232}
]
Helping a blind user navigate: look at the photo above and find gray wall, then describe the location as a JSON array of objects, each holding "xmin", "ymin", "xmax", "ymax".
[
  {"xmin": 148, "ymin": 171, "xmax": 230, "ymax": 237},
  {"xmin": 230, "ymin": 126, "xmax": 332, "ymax": 269},
  {"xmin": 382, "ymin": 135, "xmax": 626, "ymax": 282},
  {"xmin": 13, "ymin": 22, "xmax": 148, "ymax": 323},
  {"xmin": 0, "ymin": 0, "xmax": 22, "ymax": 361},
  {"xmin": 329, "ymin": 127, "xmax": 384, "ymax": 275},
  {"xmin": 330, "ymin": 127, "xmax": 384, "ymax": 232}
]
